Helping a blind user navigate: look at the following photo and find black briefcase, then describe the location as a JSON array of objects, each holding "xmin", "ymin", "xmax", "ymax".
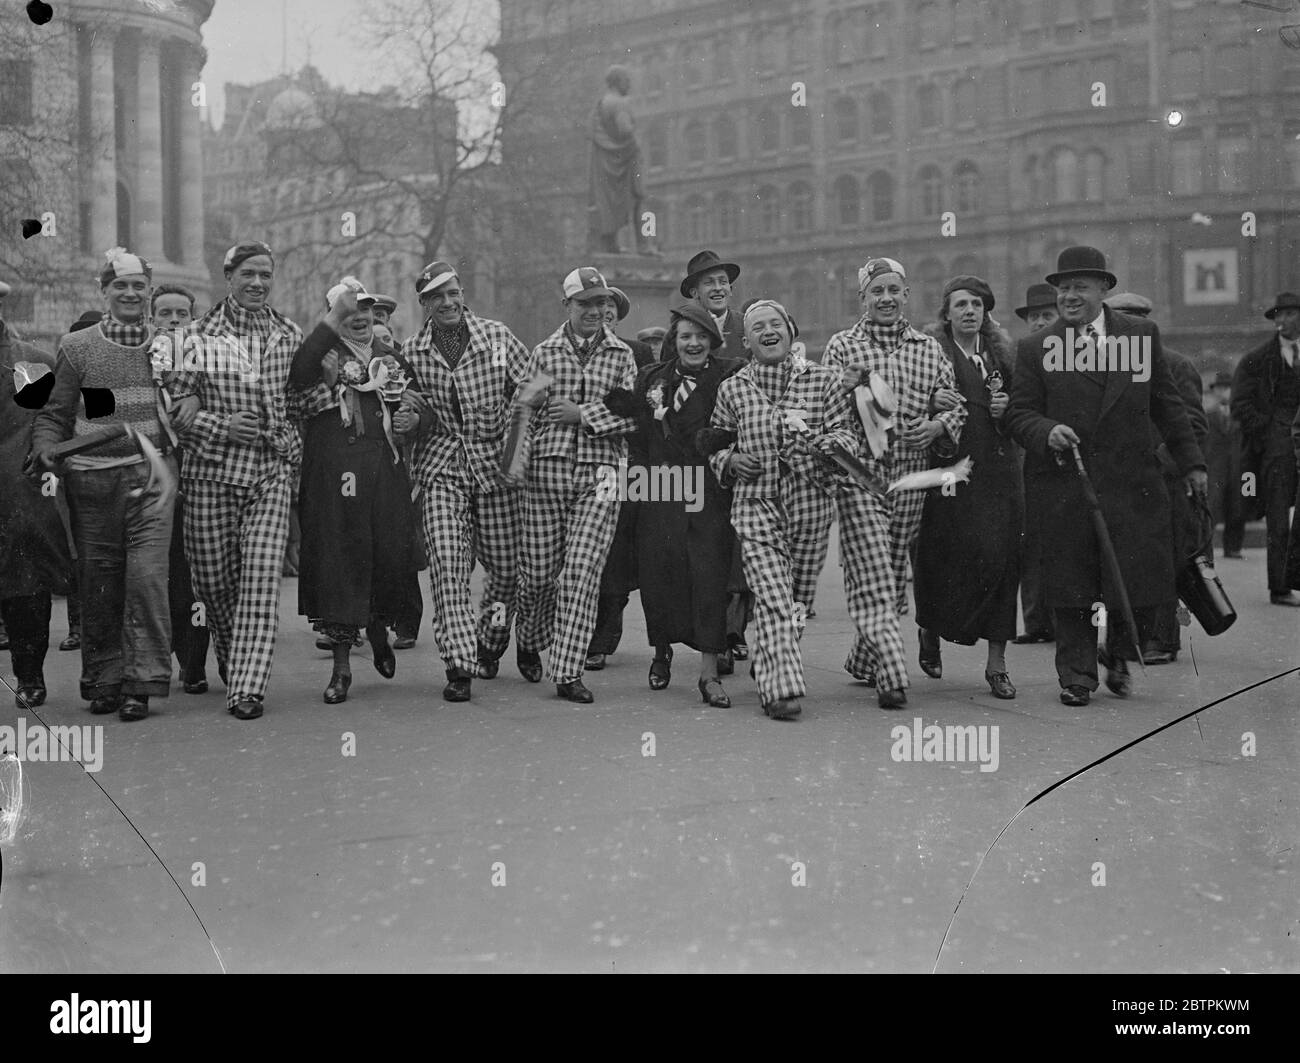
[{"xmin": 1176, "ymin": 498, "xmax": 1237, "ymax": 636}]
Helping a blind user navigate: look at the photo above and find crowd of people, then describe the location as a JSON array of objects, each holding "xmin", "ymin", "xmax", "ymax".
[{"xmin": 1, "ymin": 240, "xmax": 1296, "ymax": 723}]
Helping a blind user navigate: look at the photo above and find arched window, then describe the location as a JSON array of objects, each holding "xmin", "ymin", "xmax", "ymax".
[
  {"xmin": 1051, "ymin": 147, "xmax": 1079, "ymax": 202},
  {"xmin": 952, "ymin": 72, "xmax": 977, "ymax": 125},
  {"xmin": 834, "ymin": 174, "xmax": 861, "ymax": 226},
  {"xmin": 789, "ymin": 181, "xmax": 813, "ymax": 232},
  {"xmin": 1083, "ymin": 149, "xmax": 1105, "ymax": 201},
  {"xmin": 715, "ymin": 192, "xmax": 740, "ymax": 240},
  {"xmin": 645, "ymin": 120, "xmax": 667, "ymax": 169},
  {"xmin": 918, "ymin": 164, "xmax": 944, "ymax": 216},
  {"xmin": 684, "ymin": 195, "xmax": 708, "ymax": 244},
  {"xmin": 954, "ymin": 160, "xmax": 981, "ymax": 212},
  {"xmin": 917, "ymin": 258, "xmax": 945, "ymax": 321},
  {"xmin": 683, "ymin": 119, "xmax": 706, "ymax": 165},
  {"xmin": 756, "ymin": 185, "xmax": 782, "ymax": 234},
  {"xmin": 714, "ymin": 114, "xmax": 737, "ymax": 160},
  {"xmin": 757, "ymin": 107, "xmax": 780, "ymax": 153},
  {"xmin": 868, "ymin": 170, "xmax": 895, "ymax": 221},
  {"xmin": 870, "ymin": 91, "xmax": 894, "ymax": 137},
  {"xmin": 790, "ymin": 107, "xmax": 812, "ymax": 147},
  {"xmin": 791, "ymin": 269, "xmax": 818, "ymax": 326},
  {"xmin": 918, "ymin": 84, "xmax": 941, "ymax": 129},
  {"xmin": 833, "ymin": 96, "xmax": 858, "ymax": 144}
]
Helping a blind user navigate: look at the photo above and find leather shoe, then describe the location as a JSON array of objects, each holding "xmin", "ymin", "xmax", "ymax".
[
  {"xmin": 1013, "ymin": 631, "xmax": 1053, "ymax": 644},
  {"xmin": 517, "ymin": 649, "xmax": 542, "ymax": 683},
  {"xmin": 557, "ymin": 679, "xmax": 594, "ymax": 704},
  {"xmin": 183, "ymin": 677, "xmax": 208, "ymax": 694},
  {"xmin": 89, "ymin": 694, "xmax": 121, "ymax": 715},
  {"xmin": 698, "ymin": 677, "xmax": 731, "ymax": 707},
  {"xmin": 231, "ymin": 698, "xmax": 264, "ymax": 720},
  {"xmin": 369, "ymin": 630, "xmax": 396, "ymax": 679},
  {"xmin": 716, "ymin": 647, "xmax": 734, "ymax": 676},
  {"xmin": 648, "ymin": 653, "xmax": 671, "ymax": 691},
  {"xmin": 1059, "ymin": 684, "xmax": 1091, "ymax": 706},
  {"xmin": 918, "ymin": 629, "xmax": 942, "ymax": 679},
  {"xmin": 877, "ymin": 688, "xmax": 908, "ymax": 710},
  {"xmin": 584, "ymin": 653, "xmax": 607, "ymax": 671},
  {"xmin": 119, "ymin": 695, "xmax": 149, "ymax": 722},
  {"xmin": 324, "ymin": 671, "xmax": 351, "ymax": 704},
  {"xmin": 1097, "ymin": 647, "xmax": 1132, "ymax": 697},
  {"xmin": 394, "ymin": 635, "xmax": 417, "ymax": 650},
  {"xmin": 1270, "ymin": 592, "xmax": 1300, "ymax": 607},
  {"xmin": 315, "ymin": 637, "xmax": 333, "ymax": 651},
  {"xmin": 763, "ymin": 697, "xmax": 802, "ymax": 720},
  {"xmin": 730, "ymin": 640, "xmax": 749, "ymax": 661},
  {"xmin": 15, "ymin": 683, "xmax": 46, "ymax": 708},
  {"xmin": 59, "ymin": 630, "xmax": 80, "ymax": 651},
  {"xmin": 443, "ymin": 669, "xmax": 472, "ymax": 702},
  {"xmin": 1141, "ymin": 647, "xmax": 1176, "ymax": 665},
  {"xmin": 984, "ymin": 670, "xmax": 1016, "ymax": 699}
]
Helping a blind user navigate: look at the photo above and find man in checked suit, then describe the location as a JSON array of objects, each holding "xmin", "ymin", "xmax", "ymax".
[
  {"xmin": 514, "ymin": 267, "xmax": 638, "ymax": 703},
  {"xmin": 401, "ymin": 261, "xmax": 532, "ymax": 702},
  {"xmin": 1006, "ymin": 247, "xmax": 1206, "ymax": 706}
]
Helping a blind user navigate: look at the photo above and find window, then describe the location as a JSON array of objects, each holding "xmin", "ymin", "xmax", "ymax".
[
  {"xmin": 790, "ymin": 27, "xmax": 808, "ymax": 68},
  {"xmin": 870, "ymin": 91, "xmax": 894, "ymax": 137},
  {"xmin": 1168, "ymin": 48, "xmax": 1201, "ymax": 99},
  {"xmin": 953, "ymin": 0, "xmax": 978, "ymax": 41},
  {"xmin": 830, "ymin": 13, "xmax": 851, "ymax": 64},
  {"xmin": 0, "ymin": 60, "xmax": 33, "ymax": 125},
  {"xmin": 757, "ymin": 107, "xmax": 780, "ymax": 153},
  {"xmin": 716, "ymin": 193, "xmax": 740, "ymax": 240},
  {"xmin": 683, "ymin": 119, "xmax": 706, "ymax": 165},
  {"xmin": 834, "ymin": 175, "xmax": 860, "ymax": 226},
  {"xmin": 712, "ymin": 37, "xmax": 733, "ymax": 83},
  {"xmin": 1170, "ymin": 136, "xmax": 1202, "ymax": 195},
  {"xmin": 645, "ymin": 120, "xmax": 667, "ymax": 169},
  {"xmin": 833, "ymin": 97, "xmax": 858, "ymax": 144},
  {"xmin": 789, "ymin": 181, "xmax": 813, "ymax": 232},
  {"xmin": 1213, "ymin": 44, "xmax": 1249, "ymax": 96},
  {"xmin": 1217, "ymin": 128, "xmax": 1250, "ymax": 192},
  {"xmin": 754, "ymin": 27, "xmax": 777, "ymax": 72},
  {"xmin": 916, "ymin": 258, "xmax": 945, "ymax": 321},
  {"xmin": 791, "ymin": 270, "xmax": 818, "ymax": 326},
  {"xmin": 714, "ymin": 115, "xmax": 737, "ymax": 160},
  {"xmin": 790, "ymin": 107, "xmax": 812, "ymax": 148},
  {"xmin": 1127, "ymin": 140, "xmax": 1154, "ymax": 194},
  {"xmin": 1051, "ymin": 147, "xmax": 1078, "ymax": 202},
  {"xmin": 1083, "ymin": 149, "xmax": 1105, "ymax": 201},
  {"xmin": 756, "ymin": 185, "xmax": 782, "ymax": 234},
  {"xmin": 681, "ymin": 44, "xmax": 703, "ymax": 89},
  {"xmin": 919, "ymin": 1, "xmax": 942, "ymax": 47},
  {"xmin": 869, "ymin": 170, "xmax": 895, "ymax": 221},
  {"xmin": 1119, "ymin": 0, "xmax": 1147, "ymax": 22},
  {"xmin": 870, "ymin": 3, "xmax": 894, "ymax": 58},
  {"xmin": 918, "ymin": 164, "xmax": 944, "ymax": 216},
  {"xmin": 684, "ymin": 195, "xmax": 708, "ymax": 244},
  {"xmin": 952, "ymin": 73, "xmax": 977, "ymax": 125},
  {"xmin": 954, "ymin": 160, "xmax": 981, "ymax": 212},
  {"xmin": 918, "ymin": 84, "xmax": 941, "ymax": 129}
]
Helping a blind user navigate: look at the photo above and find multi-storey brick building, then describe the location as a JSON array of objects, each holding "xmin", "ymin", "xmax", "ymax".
[{"xmin": 497, "ymin": 0, "xmax": 1299, "ymax": 364}]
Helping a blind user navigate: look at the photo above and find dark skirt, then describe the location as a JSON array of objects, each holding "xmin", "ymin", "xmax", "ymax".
[
  {"xmin": 297, "ymin": 406, "xmax": 416, "ymax": 628},
  {"xmin": 636, "ymin": 486, "xmax": 734, "ymax": 653}
]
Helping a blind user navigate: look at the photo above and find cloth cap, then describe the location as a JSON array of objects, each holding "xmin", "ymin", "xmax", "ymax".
[
  {"xmin": 416, "ymin": 261, "xmax": 458, "ymax": 296},
  {"xmin": 1105, "ymin": 291, "xmax": 1153, "ymax": 316},
  {"xmin": 858, "ymin": 257, "xmax": 907, "ymax": 291},
  {"xmin": 99, "ymin": 246, "xmax": 152, "ymax": 287},
  {"xmin": 562, "ymin": 266, "xmax": 613, "ymax": 301}
]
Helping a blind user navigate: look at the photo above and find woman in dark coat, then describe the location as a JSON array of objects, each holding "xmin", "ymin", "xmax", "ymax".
[
  {"xmin": 914, "ymin": 276, "xmax": 1022, "ymax": 699},
  {"xmin": 630, "ymin": 302, "xmax": 742, "ymax": 706},
  {"xmin": 289, "ymin": 279, "xmax": 423, "ymax": 704},
  {"xmin": 0, "ymin": 321, "xmax": 71, "ymax": 707}
]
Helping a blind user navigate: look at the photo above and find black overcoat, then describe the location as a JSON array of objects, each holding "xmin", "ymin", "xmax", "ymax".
[
  {"xmin": 914, "ymin": 329, "xmax": 1021, "ymax": 643},
  {"xmin": 1005, "ymin": 308, "xmax": 1204, "ymax": 610},
  {"xmin": 629, "ymin": 356, "xmax": 741, "ymax": 652}
]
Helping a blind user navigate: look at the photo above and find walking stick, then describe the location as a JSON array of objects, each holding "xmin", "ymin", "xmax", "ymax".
[{"xmin": 1069, "ymin": 444, "xmax": 1144, "ymax": 667}]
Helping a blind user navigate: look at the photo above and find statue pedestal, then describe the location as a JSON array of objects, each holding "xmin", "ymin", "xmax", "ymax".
[{"xmin": 591, "ymin": 253, "xmax": 679, "ymax": 340}]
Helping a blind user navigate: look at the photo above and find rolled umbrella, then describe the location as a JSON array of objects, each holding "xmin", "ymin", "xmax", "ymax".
[{"xmin": 1070, "ymin": 444, "xmax": 1143, "ymax": 667}]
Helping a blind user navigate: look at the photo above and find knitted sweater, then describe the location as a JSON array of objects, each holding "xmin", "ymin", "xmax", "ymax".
[{"xmin": 31, "ymin": 324, "xmax": 164, "ymax": 464}]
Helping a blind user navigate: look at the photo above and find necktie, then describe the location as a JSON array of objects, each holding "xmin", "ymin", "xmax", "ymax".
[
  {"xmin": 673, "ymin": 375, "xmax": 697, "ymax": 412},
  {"xmin": 968, "ymin": 351, "xmax": 986, "ymax": 380}
]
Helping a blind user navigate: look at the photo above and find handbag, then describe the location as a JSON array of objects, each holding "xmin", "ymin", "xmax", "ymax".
[{"xmin": 1175, "ymin": 496, "xmax": 1237, "ymax": 636}]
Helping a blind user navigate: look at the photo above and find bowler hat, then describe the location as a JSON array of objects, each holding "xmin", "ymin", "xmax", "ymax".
[
  {"xmin": 668, "ymin": 299, "xmax": 723, "ymax": 348},
  {"xmin": 1014, "ymin": 283, "xmax": 1057, "ymax": 321},
  {"xmin": 1264, "ymin": 292, "xmax": 1300, "ymax": 319},
  {"xmin": 681, "ymin": 249, "xmax": 740, "ymax": 298},
  {"xmin": 1045, "ymin": 246, "xmax": 1117, "ymax": 289}
]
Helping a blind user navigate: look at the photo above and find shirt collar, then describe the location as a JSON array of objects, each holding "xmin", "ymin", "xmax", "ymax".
[{"xmin": 1088, "ymin": 310, "xmax": 1106, "ymax": 340}]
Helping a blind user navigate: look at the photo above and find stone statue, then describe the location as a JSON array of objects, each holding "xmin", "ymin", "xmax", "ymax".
[{"xmin": 587, "ymin": 65, "xmax": 651, "ymax": 255}]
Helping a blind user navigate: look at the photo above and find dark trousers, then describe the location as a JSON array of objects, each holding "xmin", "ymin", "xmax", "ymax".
[
  {"xmin": 1262, "ymin": 458, "xmax": 1299, "ymax": 592},
  {"xmin": 65, "ymin": 463, "xmax": 175, "ymax": 700},
  {"xmin": 588, "ymin": 592, "xmax": 628, "ymax": 655},
  {"xmin": 1, "ymin": 591, "xmax": 51, "ymax": 686},
  {"xmin": 1019, "ymin": 517, "xmax": 1054, "ymax": 638},
  {"xmin": 168, "ymin": 491, "xmax": 209, "ymax": 683},
  {"xmin": 1054, "ymin": 603, "xmax": 1163, "ymax": 691}
]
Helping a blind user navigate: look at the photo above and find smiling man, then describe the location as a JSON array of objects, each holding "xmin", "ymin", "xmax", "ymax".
[
  {"xmin": 683, "ymin": 250, "xmax": 746, "ymax": 361},
  {"xmin": 162, "ymin": 242, "xmax": 303, "ymax": 720},
  {"xmin": 30, "ymin": 248, "xmax": 177, "ymax": 722}
]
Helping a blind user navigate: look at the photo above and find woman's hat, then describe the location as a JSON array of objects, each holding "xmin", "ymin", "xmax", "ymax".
[
  {"xmin": 1045, "ymin": 245, "xmax": 1116, "ymax": 289},
  {"xmin": 680, "ymin": 249, "xmax": 741, "ymax": 298},
  {"xmin": 1264, "ymin": 292, "xmax": 1300, "ymax": 319},
  {"xmin": 669, "ymin": 299, "xmax": 723, "ymax": 347},
  {"xmin": 941, "ymin": 274, "xmax": 995, "ymax": 314},
  {"xmin": 1014, "ymin": 283, "xmax": 1058, "ymax": 320}
]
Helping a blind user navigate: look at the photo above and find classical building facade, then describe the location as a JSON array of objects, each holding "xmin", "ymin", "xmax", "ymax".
[
  {"xmin": 0, "ymin": 0, "xmax": 212, "ymax": 344},
  {"xmin": 497, "ymin": 0, "xmax": 1299, "ymax": 363}
]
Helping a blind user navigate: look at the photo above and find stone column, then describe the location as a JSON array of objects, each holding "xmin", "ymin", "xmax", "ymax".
[
  {"xmin": 179, "ymin": 44, "xmax": 206, "ymax": 267},
  {"xmin": 87, "ymin": 25, "xmax": 118, "ymax": 254},
  {"xmin": 135, "ymin": 30, "xmax": 164, "ymax": 259}
]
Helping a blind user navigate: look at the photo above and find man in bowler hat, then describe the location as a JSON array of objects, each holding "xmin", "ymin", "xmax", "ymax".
[{"xmin": 1006, "ymin": 247, "xmax": 1206, "ymax": 706}]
